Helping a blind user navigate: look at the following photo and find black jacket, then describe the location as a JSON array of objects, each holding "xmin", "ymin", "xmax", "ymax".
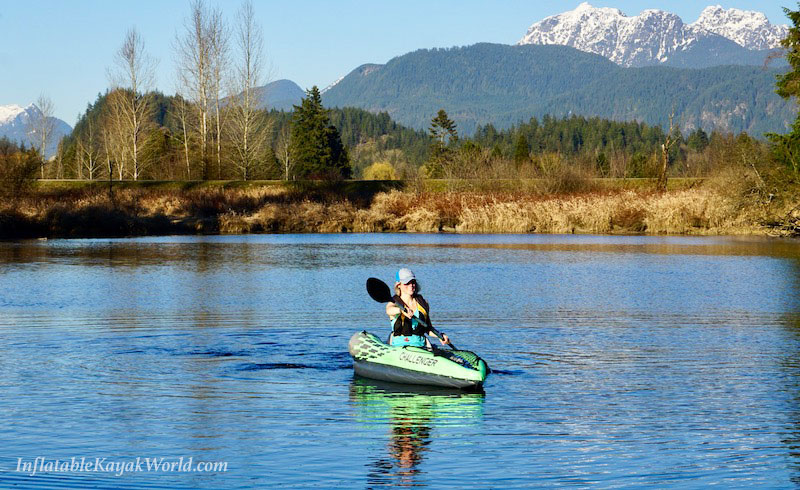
[{"xmin": 392, "ymin": 294, "xmax": 432, "ymax": 337}]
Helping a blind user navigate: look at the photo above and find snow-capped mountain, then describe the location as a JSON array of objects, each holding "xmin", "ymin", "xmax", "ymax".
[
  {"xmin": 693, "ymin": 5, "xmax": 788, "ymax": 50},
  {"xmin": 517, "ymin": 3, "xmax": 788, "ymax": 68},
  {"xmin": 0, "ymin": 103, "xmax": 72, "ymax": 158}
]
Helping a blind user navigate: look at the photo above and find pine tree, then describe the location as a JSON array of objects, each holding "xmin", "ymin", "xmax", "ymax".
[
  {"xmin": 429, "ymin": 109, "xmax": 457, "ymax": 144},
  {"xmin": 289, "ymin": 86, "xmax": 350, "ymax": 179},
  {"xmin": 687, "ymin": 128, "xmax": 709, "ymax": 152},
  {"xmin": 768, "ymin": 5, "xmax": 800, "ymax": 174},
  {"xmin": 426, "ymin": 109, "xmax": 458, "ymax": 178},
  {"xmin": 513, "ymin": 133, "xmax": 529, "ymax": 165}
]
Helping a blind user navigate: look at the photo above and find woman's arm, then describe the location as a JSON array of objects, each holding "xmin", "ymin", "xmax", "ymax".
[
  {"xmin": 386, "ymin": 302, "xmax": 411, "ymax": 318},
  {"xmin": 427, "ymin": 327, "xmax": 450, "ymax": 345}
]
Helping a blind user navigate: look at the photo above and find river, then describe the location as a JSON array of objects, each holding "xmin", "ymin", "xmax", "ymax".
[{"xmin": 1, "ymin": 233, "xmax": 799, "ymax": 487}]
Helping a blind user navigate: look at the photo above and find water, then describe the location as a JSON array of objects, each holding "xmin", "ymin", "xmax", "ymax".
[{"xmin": 1, "ymin": 233, "xmax": 799, "ymax": 488}]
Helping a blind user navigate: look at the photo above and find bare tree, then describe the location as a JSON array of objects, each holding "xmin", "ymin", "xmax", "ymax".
[
  {"xmin": 77, "ymin": 118, "xmax": 101, "ymax": 180},
  {"xmin": 103, "ymin": 91, "xmax": 130, "ymax": 180},
  {"xmin": 100, "ymin": 116, "xmax": 122, "ymax": 181},
  {"xmin": 657, "ymin": 108, "xmax": 677, "ymax": 192},
  {"xmin": 109, "ymin": 28, "xmax": 157, "ymax": 180},
  {"xmin": 227, "ymin": 0, "xmax": 270, "ymax": 180},
  {"xmin": 275, "ymin": 123, "xmax": 293, "ymax": 180},
  {"xmin": 101, "ymin": 124, "xmax": 114, "ymax": 181},
  {"xmin": 208, "ymin": 8, "xmax": 229, "ymax": 179},
  {"xmin": 169, "ymin": 93, "xmax": 194, "ymax": 179},
  {"xmin": 31, "ymin": 93, "xmax": 55, "ymax": 178},
  {"xmin": 54, "ymin": 139, "xmax": 65, "ymax": 179},
  {"xmin": 175, "ymin": 0, "xmax": 216, "ymax": 179}
]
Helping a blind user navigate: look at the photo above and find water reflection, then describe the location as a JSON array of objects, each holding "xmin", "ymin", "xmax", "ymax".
[
  {"xmin": 349, "ymin": 377, "xmax": 484, "ymax": 487},
  {"xmin": 779, "ymin": 312, "xmax": 800, "ymax": 485}
]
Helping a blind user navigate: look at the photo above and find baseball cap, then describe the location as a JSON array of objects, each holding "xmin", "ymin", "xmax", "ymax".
[{"xmin": 396, "ymin": 268, "xmax": 416, "ymax": 284}]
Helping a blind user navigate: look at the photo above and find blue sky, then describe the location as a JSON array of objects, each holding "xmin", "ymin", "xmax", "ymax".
[{"xmin": 0, "ymin": 1, "xmax": 790, "ymax": 125}]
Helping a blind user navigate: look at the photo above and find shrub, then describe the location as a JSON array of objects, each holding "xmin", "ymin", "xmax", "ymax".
[
  {"xmin": 0, "ymin": 151, "xmax": 39, "ymax": 198},
  {"xmin": 362, "ymin": 161, "xmax": 397, "ymax": 180}
]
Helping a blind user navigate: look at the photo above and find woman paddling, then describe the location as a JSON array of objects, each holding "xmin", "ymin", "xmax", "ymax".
[{"xmin": 386, "ymin": 268, "xmax": 451, "ymax": 348}]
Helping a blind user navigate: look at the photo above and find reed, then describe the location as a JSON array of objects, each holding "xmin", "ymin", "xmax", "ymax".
[{"xmin": 0, "ymin": 179, "xmax": 796, "ymax": 238}]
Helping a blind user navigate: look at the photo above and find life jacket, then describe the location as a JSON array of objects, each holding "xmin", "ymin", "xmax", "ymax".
[{"xmin": 392, "ymin": 294, "xmax": 431, "ymax": 337}]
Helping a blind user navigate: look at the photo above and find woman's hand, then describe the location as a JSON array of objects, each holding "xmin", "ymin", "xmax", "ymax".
[
  {"xmin": 439, "ymin": 333, "xmax": 450, "ymax": 345},
  {"xmin": 386, "ymin": 303, "xmax": 413, "ymax": 319}
]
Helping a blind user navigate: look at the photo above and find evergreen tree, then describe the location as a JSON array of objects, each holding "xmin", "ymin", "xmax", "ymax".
[
  {"xmin": 426, "ymin": 109, "xmax": 458, "ymax": 178},
  {"xmin": 513, "ymin": 133, "xmax": 529, "ymax": 165},
  {"xmin": 429, "ymin": 109, "xmax": 458, "ymax": 144},
  {"xmin": 768, "ymin": 5, "xmax": 800, "ymax": 173},
  {"xmin": 289, "ymin": 86, "xmax": 350, "ymax": 179},
  {"xmin": 687, "ymin": 128, "xmax": 709, "ymax": 152}
]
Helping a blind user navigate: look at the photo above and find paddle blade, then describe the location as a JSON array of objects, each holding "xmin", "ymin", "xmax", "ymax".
[{"xmin": 366, "ymin": 277, "xmax": 393, "ymax": 303}]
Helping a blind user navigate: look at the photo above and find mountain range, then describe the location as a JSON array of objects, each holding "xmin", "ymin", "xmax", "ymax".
[
  {"xmin": 323, "ymin": 4, "xmax": 794, "ymax": 136},
  {"xmin": 0, "ymin": 104, "xmax": 72, "ymax": 158},
  {"xmin": 517, "ymin": 3, "xmax": 788, "ymax": 68},
  {"xmin": 322, "ymin": 43, "xmax": 792, "ymax": 136}
]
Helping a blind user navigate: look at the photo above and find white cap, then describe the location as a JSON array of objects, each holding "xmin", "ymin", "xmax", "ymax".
[{"xmin": 396, "ymin": 268, "xmax": 416, "ymax": 284}]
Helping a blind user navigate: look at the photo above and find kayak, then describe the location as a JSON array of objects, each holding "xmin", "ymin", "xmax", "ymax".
[{"xmin": 348, "ymin": 331, "xmax": 489, "ymax": 389}]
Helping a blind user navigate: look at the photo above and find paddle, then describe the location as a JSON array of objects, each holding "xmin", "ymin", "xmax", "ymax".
[{"xmin": 366, "ymin": 277, "xmax": 457, "ymax": 350}]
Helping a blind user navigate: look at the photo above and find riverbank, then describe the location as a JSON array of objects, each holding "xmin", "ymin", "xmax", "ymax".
[{"xmin": 1, "ymin": 179, "xmax": 798, "ymax": 238}]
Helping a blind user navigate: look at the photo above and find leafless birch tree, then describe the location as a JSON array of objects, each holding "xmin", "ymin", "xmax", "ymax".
[
  {"xmin": 658, "ymin": 109, "xmax": 677, "ymax": 192},
  {"xmin": 31, "ymin": 93, "xmax": 55, "ymax": 178},
  {"xmin": 77, "ymin": 118, "xmax": 101, "ymax": 180},
  {"xmin": 209, "ymin": 9, "xmax": 228, "ymax": 179},
  {"xmin": 100, "ymin": 116, "xmax": 120, "ymax": 181},
  {"xmin": 109, "ymin": 28, "xmax": 156, "ymax": 180},
  {"xmin": 227, "ymin": 0, "xmax": 270, "ymax": 180},
  {"xmin": 275, "ymin": 123, "xmax": 292, "ymax": 180},
  {"xmin": 54, "ymin": 139, "xmax": 65, "ymax": 179},
  {"xmin": 169, "ymin": 93, "xmax": 194, "ymax": 179},
  {"xmin": 175, "ymin": 0, "xmax": 217, "ymax": 179},
  {"xmin": 103, "ymin": 91, "xmax": 131, "ymax": 180}
]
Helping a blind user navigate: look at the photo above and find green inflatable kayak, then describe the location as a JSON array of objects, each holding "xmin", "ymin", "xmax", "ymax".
[{"xmin": 348, "ymin": 331, "xmax": 489, "ymax": 389}]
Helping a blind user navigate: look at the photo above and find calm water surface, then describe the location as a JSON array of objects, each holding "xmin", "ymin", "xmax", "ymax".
[{"xmin": 1, "ymin": 233, "xmax": 799, "ymax": 488}]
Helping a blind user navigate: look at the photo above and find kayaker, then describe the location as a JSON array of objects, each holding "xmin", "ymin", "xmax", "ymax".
[{"xmin": 386, "ymin": 268, "xmax": 451, "ymax": 348}]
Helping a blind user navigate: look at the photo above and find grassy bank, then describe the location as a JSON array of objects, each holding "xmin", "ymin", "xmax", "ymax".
[{"xmin": 1, "ymin": 178, "xmax": 797, "ymax": 238}]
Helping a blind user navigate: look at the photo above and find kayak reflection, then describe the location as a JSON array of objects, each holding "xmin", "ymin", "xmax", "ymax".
[{"xmin": 349, "ymin": 376, "xmax": 485, "ymax": 486}]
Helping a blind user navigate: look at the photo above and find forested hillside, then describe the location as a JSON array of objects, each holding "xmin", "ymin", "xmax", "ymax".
[
  {"xmin": 323, "ymin": 43, "xmax": 793, "ymax": 136},
  {"xmin": 55, "ymin": 86, "xmax": 766, "ymax": 182},
  {"xmin": 59, "ymin": 90, "xmax": 431, "ymax": 180}
]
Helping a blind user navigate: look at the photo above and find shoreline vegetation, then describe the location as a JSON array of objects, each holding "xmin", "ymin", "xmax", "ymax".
[{"xmin": 1, "ymin": 178, "xmax": 798, "ymax": 239}]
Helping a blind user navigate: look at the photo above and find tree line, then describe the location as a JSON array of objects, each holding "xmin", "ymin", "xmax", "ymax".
[
  {"xmin": 18, "ymin": 0, "xmax": 800, "ymax": 185},
  {"xmin": 418, "ymin": 109, "xmax": 777, "ymax": 184},
  {"xmin": 45, "ymin": 95, "xmax": 781, "ymax": 183}
]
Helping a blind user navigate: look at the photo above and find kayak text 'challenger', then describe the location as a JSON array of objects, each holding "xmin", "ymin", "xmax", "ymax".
[{"xmin": 399, "ymin": 351, "xmax": 438, "ymax": 367}]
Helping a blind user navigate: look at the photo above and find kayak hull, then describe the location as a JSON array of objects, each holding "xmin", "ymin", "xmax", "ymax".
[{"xmin": 348, "ymin": 331, "xmax": 488, "ymax": 389}]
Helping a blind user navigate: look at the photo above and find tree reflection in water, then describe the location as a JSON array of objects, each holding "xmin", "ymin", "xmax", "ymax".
[{"xmin": 349, "ymin": 377, "xmax": 484, "ymax": 487}]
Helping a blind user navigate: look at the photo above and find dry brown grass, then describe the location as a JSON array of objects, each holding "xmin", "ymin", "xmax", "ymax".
[{"xmin": 0, "ymin": 180, "xmax": 795, "ymax": 238}]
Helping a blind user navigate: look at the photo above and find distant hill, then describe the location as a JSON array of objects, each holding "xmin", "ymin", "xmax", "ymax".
[
  {"xmin": 253, "ymin": 79, "xmax": 305, "ymax": 111},
  {"xmin": 323, "ymin": 43, "xmax": 793, "ymax": 136}
]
